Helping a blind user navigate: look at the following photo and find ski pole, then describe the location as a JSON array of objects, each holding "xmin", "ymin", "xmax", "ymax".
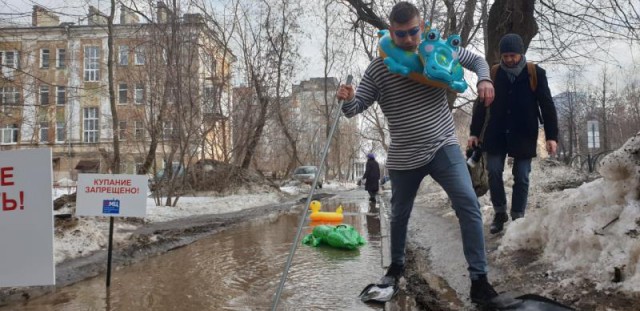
[{"xmin": 271, "ymin": 74, "xmax": 353, "ymax": 310}]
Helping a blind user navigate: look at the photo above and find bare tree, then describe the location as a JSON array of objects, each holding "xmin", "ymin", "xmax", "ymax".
[
  {"xmin": 192, "ymin": 0, "xmax": 238, "ymax": 164},
  {"xmin": 360, "ymin": 104, "xmax": 389, "ymax": 152},
  {"xmin": 486, "ymin": 1, "xmax": 537, "ymax": 65},
  {"xmin": 122, "ymin": 0, "xmax": 174, "ymax": 178},
  {"xmin": 106, "ymin": 0, "xmax": 121, "ymax": 174},
  {"xmin": 120, "ymin": 0, "xmax": 221, "ymax": 206},
  {"xmin": 555, "ymin": 71, "xmax": 585, "ymax": 162},
  {"xmin": 343, "ymin": 0, "xmax": 389, "ymax": 30},
  {"xmin": 535, "ymin": 0, "xmax": 640, "ymax": 66},
  {"xmin": 237, "ymin": 7, "xmax": 270, "ymax": 169},
  {"xmin": 621, "ymin": 79, "xmax": 640, "ymax": 139},
  {"xmin": 597, "ymin": 66, "xmax": 611, "ymax": 151},
  {"xmin": 264, "ymin": 0, "xmax": 302, "ymax": 174}
]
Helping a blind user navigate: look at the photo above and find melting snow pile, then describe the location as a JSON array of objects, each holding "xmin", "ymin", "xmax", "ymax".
[{"xmin": 499, "ymin": 132, "xmax": 640, "ymax": 291}]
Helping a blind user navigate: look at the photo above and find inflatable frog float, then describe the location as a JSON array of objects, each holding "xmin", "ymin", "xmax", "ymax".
[
  {"xmin": 302, "ymin": 224, "xmax": 366, "ymax": 250},
  {"xmin": 378, "ymin": 21, "xmax": 467, "ymax": 93}
]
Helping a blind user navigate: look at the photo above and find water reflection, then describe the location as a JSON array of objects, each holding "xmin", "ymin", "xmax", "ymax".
[{"xmin": 1, "ymin": 200, "xmax": 384, "ymax": 311}]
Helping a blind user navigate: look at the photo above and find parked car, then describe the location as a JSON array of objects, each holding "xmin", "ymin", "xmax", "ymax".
[
  {"xmin": 292, "ymin": 165, "xmax": 323, "ymax": 188},
  {"xmin": 148, "ymin": 164, "xmax": 184, "ymax": 191}
]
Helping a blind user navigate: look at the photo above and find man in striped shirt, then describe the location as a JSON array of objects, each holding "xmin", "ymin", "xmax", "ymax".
[{"xmin": 337, "ymin": 1, "xmax": 500, "ymax": 307}]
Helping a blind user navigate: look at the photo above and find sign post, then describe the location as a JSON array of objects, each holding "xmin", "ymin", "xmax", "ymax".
[
  {"xmin": 76, "ymin": 174, "xmax": 148, "ymax": 287},
  {"xmin": 587, "ymin": 120, "xmax": 600, "ymax": 173},
  {"xmin": 0, "ymin": 148, "xmax": 54, "ymax": 287}
]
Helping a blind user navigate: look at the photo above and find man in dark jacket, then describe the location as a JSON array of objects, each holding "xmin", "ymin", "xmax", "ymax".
[
  {"xmin": 363, "ymin": 153, "xmax": 380, "ymax": 202},
  {"xmin": 468, "ymin": 33, "xmax": 558, "ymax": 234}
]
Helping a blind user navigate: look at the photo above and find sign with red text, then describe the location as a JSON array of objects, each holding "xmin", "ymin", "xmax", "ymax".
[
  {"xmin": 76, "ymin": 174, "xmax": 148, "ymax": 217},
  {"xmin": 0, "ymin": 148, "xmax": 54, "ymax": 287}
]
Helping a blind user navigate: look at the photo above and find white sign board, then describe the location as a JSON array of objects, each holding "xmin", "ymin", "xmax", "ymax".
[
  {"xmin": 587, "ymin": 120, "xmax": 600, "ymax": 149},
  {"xmin": 76, "ymin": 174, "xmax": 148, "ymax": 217},
  {"xmin": 0, "ymin": 148, "xmax": 54, "ymax": 287}
]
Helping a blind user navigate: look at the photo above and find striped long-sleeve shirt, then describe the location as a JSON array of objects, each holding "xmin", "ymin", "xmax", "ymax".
[{"xmin": 342, "ymin": 47, "xmax": 491, "ymax": 170}]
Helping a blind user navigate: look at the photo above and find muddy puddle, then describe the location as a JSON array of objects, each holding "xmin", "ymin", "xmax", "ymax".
[{"xmin": 1, "ymin": 200, "xmax": 387, "ymax": 311}]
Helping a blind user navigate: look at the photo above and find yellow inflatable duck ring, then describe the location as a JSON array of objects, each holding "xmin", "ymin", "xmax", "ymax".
[{"xmin": 309, "ymin": 200, "xmax": 344, "ymax": 222}]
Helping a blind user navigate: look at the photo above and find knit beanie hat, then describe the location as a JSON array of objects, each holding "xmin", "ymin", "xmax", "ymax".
[{"xmin": 499, "ymin": 33, "xmax": 524, "ymax": 54}]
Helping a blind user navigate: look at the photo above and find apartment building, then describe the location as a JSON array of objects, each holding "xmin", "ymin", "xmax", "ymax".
[{"xmin": 0, "ymin": 3, "xmax": 234, "ymax": 181}]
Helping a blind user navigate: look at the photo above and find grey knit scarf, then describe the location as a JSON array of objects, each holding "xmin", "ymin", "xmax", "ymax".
[{"xmin": 500, "ymin": 55, "xmax": 527, "ymax": 83}]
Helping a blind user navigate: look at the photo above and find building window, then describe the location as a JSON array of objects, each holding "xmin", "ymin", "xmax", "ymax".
[
  {"xmin": 0, "ymin": 51, "xmax": 18, "ymax": 80},
  {"xmin": 1, "ymin": 51, "xmax": 18, "ymax": 68},
  {"xmin": 134, "ymin": 121, "xmax": 144, "ymax": 140},
  {"xmin": 167, "ymin": 87, "xmax": 177, "ymax": 105},
  {"xmin": 40, "ymin": 49, "xmax": 50, "ymax": 68},
  {"xmin": 39, "ymin": 122, "xmax": 49, "ymax": 143},
  {"xmin": 83, "ymin": 107, "xmax": 99, "ymax": 143},
  {"xmin": 135, "ymin": 162, "xmax": 145, "ymax": 174},
  {"xmin": 119, "ymin": 45, "xmax": 128, "ymax": 66},
  {"xmin": 56, "ymin": 49, "xmax": 65, "ymax": 68},
  {"xmin": 135, "ymin": 83, "xmax": 144, "ymax": 104},
  {"xmin": 56, "ymin": 86, "xmax": 65, "ymax": 105},
  {"xmin": 119, "ymin": 162, "xmax": 129, "ymax": 174},
  {"xmin": 1, "ymin": 124, "xmax": 18, "ymax": 144},
  {"xmin": 56, "ymin": 122, "xmax": 65, "ymax": 142},
  {"xmin": 119, "ymin": 83, "xmax": 128, "ymax": 103},
  {"xmin": 84, "ymin": 46, "xmax": 100, "ymax": 81},
  {"xmin": 0, "ymin": 87, "xmax": 19, "ymax": 105},
  {"xmin": 203, "ymin": 86, "xmax": 216, "ymax": 113},
  {"xmin": 163, "ymin": 121, "xmax": 174, "ymax": 139},
  {"xmin": 40, "ymin": 85, "xmax": 49, "ymax": 105},
  {"xmin": 134, "ymin": 46, "xmax": 145, "ymax": 65},
  {"xmin": 118, "ymin": 121, "xmax": 127, "ymax": 140}
]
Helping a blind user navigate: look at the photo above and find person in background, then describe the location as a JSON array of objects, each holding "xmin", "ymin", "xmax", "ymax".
[
  {"xmin": 337, "ymin": 1, "xmax": 501, "ymax": 307},
  {"xmin": 468, "ymin": 33, "xmax": 558, "ymax": 234},
  {"xmin": 362, "ymin": 153, "xmax": 380, "ymax": 202}
]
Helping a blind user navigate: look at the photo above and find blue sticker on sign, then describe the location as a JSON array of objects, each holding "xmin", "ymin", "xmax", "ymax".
[{"xmin": 103, "ymin": 199, "xmax": 120, "ymax": 214}]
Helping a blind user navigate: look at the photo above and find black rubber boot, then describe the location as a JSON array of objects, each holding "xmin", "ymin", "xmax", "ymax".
[
  {"xmin": 470, "ymin": 275, "xmax": 499, "ymax": 307},
  {"xmin": 490, "ymin": 212, "xmax": 508, "ymax": 234},
  {"xmin": 378, "ymin": 263, "xmax": 404, "ymax": 286},
  {"xmin": 511, "ymin": 212, "xmax": 524, "ymax": 221}
]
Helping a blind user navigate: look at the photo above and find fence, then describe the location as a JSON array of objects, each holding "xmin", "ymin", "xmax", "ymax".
[{"xmin": 567, "ymin": 150, "xmax": 613, "ymax": 173}]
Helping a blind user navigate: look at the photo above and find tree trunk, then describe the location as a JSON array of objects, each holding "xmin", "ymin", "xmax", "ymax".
[
  {"xmin": 601, "ymin": 73, "xmax": 609, "ymax": 151},
  {"xmin": 486, "ymin": 0, "xmax": 538, "ymax": 65},
  {"xmin": 241, "ymin": 72, "xmax": 268, "ymax": 169},
  {"xmin": 107, "ymin": 0, "xmax": 120, "ymax": 174},
  {"xmin": 345, "ymin": 0, "xmax": 388, "ymax": 30}
]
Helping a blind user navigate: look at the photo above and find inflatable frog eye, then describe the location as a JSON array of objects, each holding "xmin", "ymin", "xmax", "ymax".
[
  {"xmin": 447, "ymin": 35, "xmax": 462, "ymax": 48},
  {"xmin": 425, "ymin": 29, "xmax": 440, "ymax": 41}
]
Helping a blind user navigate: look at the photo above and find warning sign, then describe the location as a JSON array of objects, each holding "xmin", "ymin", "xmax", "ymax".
[
  {"xmin": 0, "ymin": 148, "xmax": 54, "ymax": 287},
  {"xmin": 76, "ymin": 174, "xmax": 148, "ymax": 217}
]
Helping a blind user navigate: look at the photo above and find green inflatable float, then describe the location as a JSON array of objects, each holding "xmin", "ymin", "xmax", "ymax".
[{"xmin": 302, "ymin": 224, "xmax": 366, "ymax": 250}]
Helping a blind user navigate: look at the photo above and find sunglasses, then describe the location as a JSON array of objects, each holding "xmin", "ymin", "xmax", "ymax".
[{"xmin": 393, "ymin": 26, "xmax": 420, "ymax": 38}]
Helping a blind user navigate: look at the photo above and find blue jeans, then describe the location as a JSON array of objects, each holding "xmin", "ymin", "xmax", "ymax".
[
  {"xmin": 486, "ymin": 153, "xmax": 532, "ymax": 219},
  {"xmin": 388, "ymin": 144, "xmax": 487, "ymax": 279}
]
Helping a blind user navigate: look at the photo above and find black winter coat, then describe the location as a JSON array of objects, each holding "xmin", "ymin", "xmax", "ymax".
[
  {"xmin": 363, "ymin": 159, "xmax": 380, "ymax": 192},
  {"xmin": 470, "ymin": 64, "xmax": 558, "ymax": 159}
]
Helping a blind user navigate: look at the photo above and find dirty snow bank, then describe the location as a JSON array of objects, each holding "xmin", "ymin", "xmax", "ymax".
[
  {"xmin": 499, "ymin": 133, "xmax": 640, "ymax": 292},
  {"xmin": 145, "ymin": 193, "xmax": 284, "ymax": 222},
  {"xmin": 278, "ymin": 180, "xmax": 358, "ymax": 196}
]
